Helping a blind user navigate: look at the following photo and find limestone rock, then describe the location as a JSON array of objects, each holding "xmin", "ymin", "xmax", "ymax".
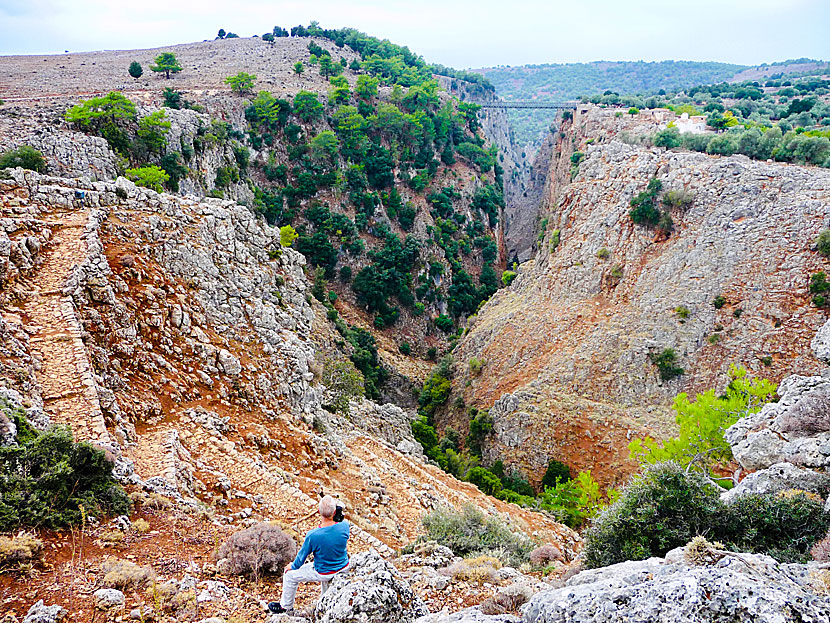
[
  {"xmin": 23, "ymin": 601, "xmax": 66, "ymax": 623},
  {"xmin": 725, "ymin": 375, "xmax": 830, "ymax": 471},
  {"xmin": 416, "ymin": 608, "xmax": 520, "ymax": 623},
  {"xmin": 522, "ymin": 549, "xmax": 830, "ymax": 623},
  {"xmin": 314, "ymin": 549, "xmax": 428, "ymax": 623},
  {"xmin": 93, "ymin": 588, "xmax": 125, "ymax": 610},
  {"xmin": 812, "ymin": 319, "xmax": 830, "ymax": 364},
  {"xmin": 722, "ymin": 462, "xmax": 830, "ymax": 503}
]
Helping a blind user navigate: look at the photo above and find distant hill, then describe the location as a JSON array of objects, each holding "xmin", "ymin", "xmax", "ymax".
[
  {"xmin": 475, "ymin": 60, "xmax": 747, "ymax": 148},
  {"xmin": 475, "ymin": 59, "xmax": 828, "ymax": 149}
]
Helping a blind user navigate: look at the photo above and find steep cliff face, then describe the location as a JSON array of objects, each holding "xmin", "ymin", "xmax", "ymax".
[{"xmin": 447, "ymin": 105, "xmax": 830, "ymax": 487}]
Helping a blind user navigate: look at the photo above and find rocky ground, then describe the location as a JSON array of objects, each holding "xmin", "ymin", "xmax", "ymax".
[{"xmin": 450, "ymin": 105, "xmax": 830, "ymax": 488}]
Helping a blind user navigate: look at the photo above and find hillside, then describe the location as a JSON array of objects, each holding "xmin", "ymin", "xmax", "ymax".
[
  {"xmin": 441, "ymin": 104, "xmax": 830, "ymax": 489},
  {"xmin": 1, "ymin": 34, "xmax": 512, "ymax": 402},
  {"xmin": 475, "ymin": 58, "xmax": 830, "ymax": 149}
]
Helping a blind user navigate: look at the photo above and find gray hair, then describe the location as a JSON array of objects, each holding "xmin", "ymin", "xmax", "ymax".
[{"xmin": 319, "ymin": 495, "xmax": 337, "ymax": 519}]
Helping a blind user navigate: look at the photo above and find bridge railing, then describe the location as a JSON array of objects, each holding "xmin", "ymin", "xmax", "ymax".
[{"xmin": 475, "ymin": 101, "xmax": 580, "ymax": 110}]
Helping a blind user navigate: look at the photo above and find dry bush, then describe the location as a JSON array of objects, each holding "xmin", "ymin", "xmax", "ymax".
[
  {"xmin": 811, "ymin": 531, "xmax": 830, "ymax": 562},
  {"xmin": 811, "ymin": 569, "xmax": 830, "ymax": 595},
  {"xmin": 144, "ymin": 493, "xmax": 173, "ymax": 511},
  {"xmin": 129, "ymin": 491, "xmax": 147, "ymax": 506},
  {"xmin": 480, "ymin": 583, "xmax": 534, "ymax": 615},
  {"xmin": 0, "ymin": 532, "xmax": 43, "ymax": 568},
  {"xmin": 216, "ymin": 522, "xmax": 297, "ymax": 581},
  {"xmin": 97, "ymin": 530, "xmax": 125, "ymax": 546},
  {"xmin": 445, "ymin": 555, "xmax": 501, "ymax": 585},
  {"xmin": 684, "ymin": 536, "xmax": 727, "ymax": 566},
  {"xmin": 529, "ymin": 544, "xmax": 564, "ymax": 567},
  {"xmin": 131, "ymin": 519, "xmax": 151, "ymax": 533},
  {"xmin": 778, "ymin": 392, "xmax": 830, "ymax": 433},
  {"xmin": 146, "ymin": 581, "xmax": 197, "ymax": 616},
  {"xmin": 101, "ymin": 558, "xmax": 155, "ymax": 590}
]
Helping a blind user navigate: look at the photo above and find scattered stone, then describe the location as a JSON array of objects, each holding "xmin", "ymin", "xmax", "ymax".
[
  {"xmin": 93, "ymin": 588, "xmax": 125, "ymax": 610},
  {"xmin": 22, "ymin": 601, "xmax": 66, "ymax": 623}
]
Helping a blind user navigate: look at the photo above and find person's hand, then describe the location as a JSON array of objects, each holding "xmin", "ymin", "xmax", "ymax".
[{"xmin": 284, "ymin": 563, "xmax": 293, "ymax": 573}]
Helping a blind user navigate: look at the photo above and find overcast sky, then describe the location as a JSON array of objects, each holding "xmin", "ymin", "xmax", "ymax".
[{"xmin": 0, "ymin": 0, "xmax": 828, "ymax": 68}]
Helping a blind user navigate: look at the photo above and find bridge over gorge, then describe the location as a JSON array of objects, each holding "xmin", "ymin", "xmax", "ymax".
[{"xmin": 475, "ymin": 101, "xmax": 580, "ymax": 110}]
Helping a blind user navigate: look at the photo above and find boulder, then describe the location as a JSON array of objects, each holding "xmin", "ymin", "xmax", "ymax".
[
  {"xmin": 217, "ymin": 349, "xmax": 242, "ymax": 376},
  {"xmin": 93, "ymin": 588, "xmax": 125, "ymax": 610},
  {"xmin": 522, "ymin": 549, "xmax": 830, "ymax": 623},
  {"xmin": 22, "ymin": 601, "xmax": 66, "ymax": 623},
  {"xmin": 314, "ymin": 549, "xmax": 428, "ymax": 623},
  {"xmin": 812, "ymin": 319, "xmax": 830, "ymax": 364},
  {"xmin": 725, "ymin": 375, "xmax": 830, "ymax": 471},
  {"xmin": 416, "ymin": 608, "xmax": 520, "ymax": 623},
  {"xmin": 722, "ymin": 462, "xmax": 830, "ymax": 503}
]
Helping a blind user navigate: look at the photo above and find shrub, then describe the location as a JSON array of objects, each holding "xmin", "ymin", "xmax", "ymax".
[
  {"xmin": 216, "ymin": 523, "xmax": 297, "ymax": 581},
  {"xmin": 422, "ymin": 505, "xmax": 532, "ymax": 566},
  {"xmin": 675, "ymin": 305, "xmax": 690, "ymax": 319},
  {"xmin": 399, "ymin": 342, "xmax": 411, "ymax": 356},
  {"xmin": 713, "ymin": 295, "xmax": 726, "ymax": 309},
  {"xmin": 529, "ymin": 544, "xmax": 564, "ymax": 567},
  {"xmin": 0, "ymin": 532, "xmax": 43, "ymax": 569},
  {"xmin": 812, "ymin": 531, "xmax": 830, "ymax": 562},
  {"xmin": 126, "ymin": 165, "xmax": 170, "ymax": 192},
  {"xmin": 583, "ymin": 463, "xmax": 722, "ymax": 568},
  {"xmin": 817, "ymin": 230, "xmax": 830, "ymax": 258},
  {"xmin": 501, "ymin": 270, "xmax": 517, "ymax": 286},
  {"xmin": 541, "ymin": 459, "xmax": 572, "ymax": 488},
  {"xmin": 596, "ymin": 247, "xmax": 610, "ymax": 260},
  {"xmin": 434, "ymin": 315, "xmax": 454, "ymax": 333},
  {"xmin": 0, "ymin": 425, "xmax": 129, "ymax": 531},
  {"xmin": 467, "ymin": 466, "xmax": 503, "ymax": 496},
  {"xmin": 101, "ymin": 559, "xmax": 156, "ymax": 590},
  {"xmin": 720, "ymin": 491, "xmax": 830, "ymax": 563},
  {"xmin": 279, "ymin": 224, "xmax": 298, "ymax": 247},
  {"xmin": 663, "ymin": 189, "xmax": 694, "ymax": 210},
  {"xmin": 128, "ymin": 61, "xmax": 143, "ymax": 79},
  {"xmin": 446, "ymin": 555, "xmax": 501, "ymax": 585},
  {"xmin": 648, "ymin": 348, "xmax": 684, "ymax": 381},
  {"xmin": 468, "ymin": 357, "xmax": 485, "ymax": 375},
  {"xmin": 0, "ymin": 146, "xmax": 47, "ymax": 173},
  {"xmin": 480, "ymin": 583, "xmax": 533, "ymax": 615},
  {"xmin": 144, "ymin": 493, "xmax": 172, "ymax": 511},
  {"xmin": 131, "ymin": 518, "xmax": 150, "ymax": 533}
]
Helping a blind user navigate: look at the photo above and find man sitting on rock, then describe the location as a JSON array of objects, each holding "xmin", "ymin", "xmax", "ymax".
[{"xmin": 268, "ymin": 495, "xmax": 350, "ymax": 615}]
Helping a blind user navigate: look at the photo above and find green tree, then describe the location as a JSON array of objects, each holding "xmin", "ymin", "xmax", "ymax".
[
  {"xmin": 629, "ymin": 365, "xmax": 776, "ymax": 474},
  {"xmin": 293, "ymin": 91, "xmax": 324, "ymax": 122},
  {"xmin": 0, "ymin": 146, "xmax": 47, "ymax": 172},
  {"xmin": 217, "ymin": 28, "xmax": 226, "ymax": 39},
  {"xmin": 293, "ymin": 61, "xmax": 304, "ymax": 76},
  {"xmin": 322, "ymin": 357, "xmax": 364, "ymax": 415},
  {"xmin": 319, "ymin": 55, "xmax": 335, "ymax": 78},
  {"xmin": 309, "ymin": 131, "xmax": 339, "ymax": 164},
  {"xmin": 65, "ymin": 92, "xmax": 137, "ymax": 129},
  {"xmin": 137, "ymin": 110, "xmax": 171, "ymax": 153},
  {"xmin": 126, "ymin": 165, "xmax": 170, "ymax": 192},
  {"xmin": 818, "ymin": 229, "xmax": 830, "ymax": 258},
  {"xmin": 128, "ymin": 61, "xmax": 143, "ymax": 79},
  {"xmin": 150, "ymin": 52, "xmax": 182, "ymax": 79},
  {"xmin": 225, "ymin": 71, "xmax": 257, "ymax": 94},
  {"xmin": 355, "ymin": 75, "xmax": 379, "ymax": 100}
]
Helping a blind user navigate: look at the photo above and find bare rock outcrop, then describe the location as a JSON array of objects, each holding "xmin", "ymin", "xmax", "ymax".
[{"xmin": 523, "ymin": 546, "xmax": 830, "ymax": 623}]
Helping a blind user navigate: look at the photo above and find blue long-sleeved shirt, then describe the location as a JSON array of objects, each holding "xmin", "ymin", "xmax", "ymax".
[{"xmin": 292, "ymin": 521, "xmax": 350, "ymax": 573}]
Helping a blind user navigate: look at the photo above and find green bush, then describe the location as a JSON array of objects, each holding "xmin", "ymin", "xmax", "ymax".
[
  {"xmin": 713, "ymin": 295, "xmax": 726, "ymax": 309},
  {"xmin": 421, "ymin": 504, "xmax": 533, "ymax": 566},
  {"xmin": 467, "ymin": 466, "xmax": 503, "ymax": 496},
  {"xmin": 501, "ymin": 270, "xmax": 517, "ymax": 286},
  {"xmin": 541, "ymin": 459, "xmax": 572, "ymax": 489},
  {"xmin": 126, "ymin": 165, "xmax": 170, "ymax": 192},
  {"xmin": 434, "ymin": 314, "xmax": 454, "ymax": 333},
  {"xmin": 584, "ymin": 463, "xmax": 830, "ymax": 568},
  {"xmin": 648, "ymin": 348, "xmax": 684, "ymax": 381},
  {"xmin": 583, "ymin": 463, "xmax": 722, "ymax": 568},
  {"xmin": 0, "ymin": 425, "xmax": 129, "ymax": 531},
  {"xmin": 399, "ymin": 342, "xmax": 411, "ymax": 356},
  {"xmin": 817, "ymin": 230, "xmax": 830, "ymax": 258},
  {"xmin": 0, "ymin": 146, "xmax": 47, "ymax": 172}
]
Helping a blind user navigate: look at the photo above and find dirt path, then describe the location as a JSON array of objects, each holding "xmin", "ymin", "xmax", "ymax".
[{"xmin": 22, "ymin": 209, "xmax": 110, "ymax": 443}]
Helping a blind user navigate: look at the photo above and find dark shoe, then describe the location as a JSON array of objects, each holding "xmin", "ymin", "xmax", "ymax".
[{"xmin": 268, "ymin": 602, "xmax": 286, "ymax": 614}]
